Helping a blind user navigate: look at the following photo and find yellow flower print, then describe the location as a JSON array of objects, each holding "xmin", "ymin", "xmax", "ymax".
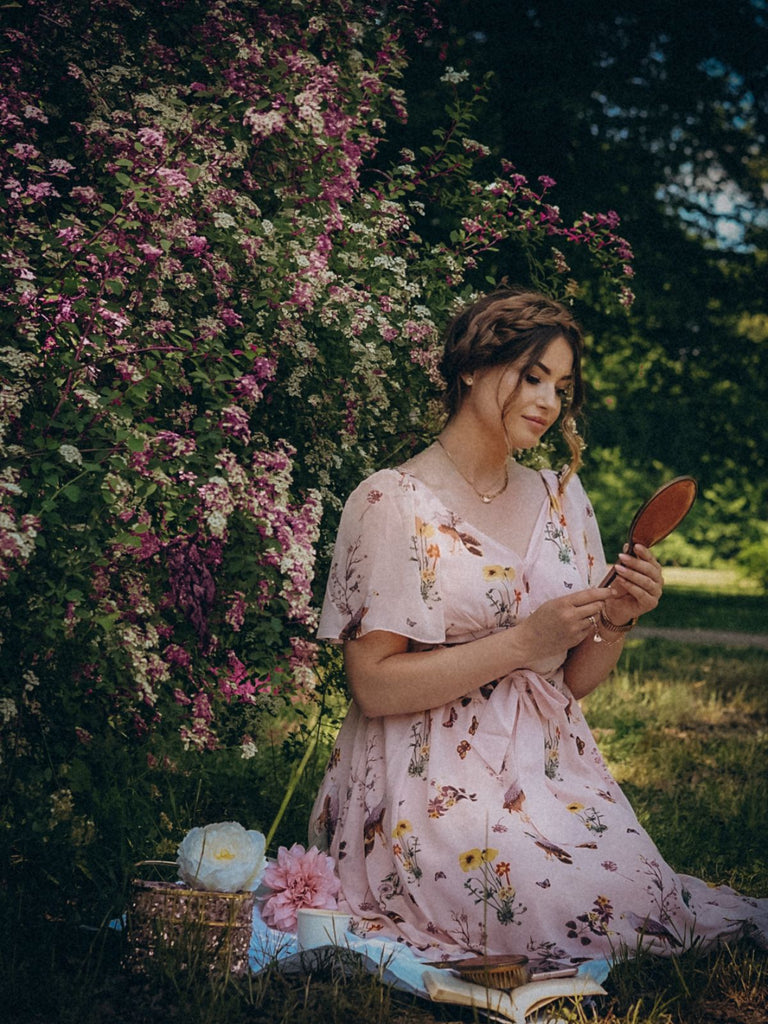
[
  {"xmin": 567, "ymin": 802, "xmax": 585, "ymax": 813},
  {"xmin": 482, "ymin": 565, "xmax": 515, "ymax": 581},
  {"xmin": 482, "ymin": 565, "xmax": 505, "ymax": 580},
  {"xmin": 481, "ymin": 847, "xmax": 498, "ymax": 863},
  {"xmin": 416, "ymin": 516, "xmax": 435, "ymax": 538},
  {"xmin": 459, "ymin": 848, "xmax": 484, "ymax": 872},
  {"xmin": 392, "ymin": 819, "xmax": 412, "ymax": 838},
  {"xmin": 484, "ymin": 565, "xmax": 520, "ymax": 628},
  {"xmin": 413, "ymin": 518, "xmax": 440, "ymax": 606}
]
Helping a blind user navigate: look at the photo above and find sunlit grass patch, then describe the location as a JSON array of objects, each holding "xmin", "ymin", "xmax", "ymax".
[
  {"xmin": 657, "ymin": 567, "xmax": 761, "ymax": 594},
  {"xmin": 583, "ymin": 639, "xmax": 768, "ymax": 892}
]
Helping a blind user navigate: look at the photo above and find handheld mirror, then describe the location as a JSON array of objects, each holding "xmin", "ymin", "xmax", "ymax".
[{"xmin": 600, "ymin": 476, "xmax": 698, "ymax": 588}]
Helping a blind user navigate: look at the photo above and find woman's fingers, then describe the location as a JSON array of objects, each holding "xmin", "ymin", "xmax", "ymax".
[
  {"xmin": 613, "ymin": 544, "xmax": 663, "ymax": 609},
  {"xmin": 563, "ymin": 590, "xmax": 614, "ymax": 641},
  {"xmin": 572, "ymin": 587, "xmax": 613, "ymax": 609}
]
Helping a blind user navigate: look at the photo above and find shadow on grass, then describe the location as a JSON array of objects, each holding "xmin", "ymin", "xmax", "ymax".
[
  {"xmin": 0, "ymin": 919, "xmax": 476, "ymax": 1024},
  {"xmin": 3, "ymin": 915, "xmax": 767, "ymax": 1024}
]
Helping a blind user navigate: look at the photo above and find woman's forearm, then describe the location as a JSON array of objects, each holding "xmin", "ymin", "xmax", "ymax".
[
  {"xmin": 343, "ymin": 626, "xmax": 536, "ymax": 718},
  {"xmin": 562, "ymin": 629, "xmax": 626, "ymax": 699}
]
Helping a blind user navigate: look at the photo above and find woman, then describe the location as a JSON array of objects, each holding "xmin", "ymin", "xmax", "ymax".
[{"xmin": 308, "ymin": 286, "xmax": 767, "ymax": 963}]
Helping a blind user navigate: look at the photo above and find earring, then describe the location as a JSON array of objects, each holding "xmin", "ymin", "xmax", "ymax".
[{"xmin": 462, "ymin": 376, "xmax": 474, "ymax": 386}]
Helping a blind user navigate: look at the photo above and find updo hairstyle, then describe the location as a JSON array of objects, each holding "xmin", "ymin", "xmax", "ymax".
[{"xmin": 438, "ymin": 285, "xmax": 585, "ymax": 476}]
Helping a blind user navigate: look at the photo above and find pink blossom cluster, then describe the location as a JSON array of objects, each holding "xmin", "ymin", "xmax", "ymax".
[{"xmin": 0, "ymin": 0, "xmax": 634, "ymax": 762}]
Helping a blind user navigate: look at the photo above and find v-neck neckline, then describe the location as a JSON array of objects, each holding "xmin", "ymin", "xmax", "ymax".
[{"xmin": 389, "ymin": 467, "xmax": 558, "ymax": 566}]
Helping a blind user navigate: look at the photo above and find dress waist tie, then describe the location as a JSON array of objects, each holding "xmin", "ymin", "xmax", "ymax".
[{"xmin": 470, "ymin": 669, "xmax": 588, "ymax": 847}]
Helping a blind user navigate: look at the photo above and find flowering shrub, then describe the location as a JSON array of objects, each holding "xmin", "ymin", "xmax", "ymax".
[{"xmin": 0, "ymin": 0, "xmax": 634, "ymax": 890}]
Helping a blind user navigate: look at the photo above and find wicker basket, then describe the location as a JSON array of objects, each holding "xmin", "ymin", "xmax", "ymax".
[
  {"xmin": 452, "ymin": 954, "xmax": 530, "ymax": 990},
  {"xmin": 125, "ymin": 861, "xmax": 255, "ymax": 975}
]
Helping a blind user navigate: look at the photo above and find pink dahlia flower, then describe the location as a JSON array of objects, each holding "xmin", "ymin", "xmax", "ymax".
[{"xmin": 261, "ymin": 843, "xmax": 340, "ymax": 932}]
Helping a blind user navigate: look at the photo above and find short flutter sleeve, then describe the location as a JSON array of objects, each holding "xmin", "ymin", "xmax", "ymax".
[
  {"xmin": 317, "ymin": 470, "xmax": 447, "ymax": 645},
  {"xmin": 559, "ymin": 471, "xmax": 609, "ymax": 588}
]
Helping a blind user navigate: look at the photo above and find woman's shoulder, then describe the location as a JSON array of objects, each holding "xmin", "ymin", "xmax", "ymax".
[
  {"xmin": 348, "ymin": 467, "xmax": 413, "ymax": 497},
  {"xmin": 350, "ymin": 445, "xmax": 445, "ymax": 499},
  {"xmin": 342, "ymin": 467, "xmax": 418, "ymax": 516}
]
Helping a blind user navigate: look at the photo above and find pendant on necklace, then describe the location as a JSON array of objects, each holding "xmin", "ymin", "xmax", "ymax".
[{"xmin": 435, "ymin": 437, "xmax": 509, "ymax": 503}]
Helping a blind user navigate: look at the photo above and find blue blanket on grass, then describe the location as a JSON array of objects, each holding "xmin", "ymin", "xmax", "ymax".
[{"xmin": 248, "ymin": 906, "xmax": 611, "ymax": 999}]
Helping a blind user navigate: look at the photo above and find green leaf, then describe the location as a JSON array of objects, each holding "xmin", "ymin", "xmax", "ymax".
[
  {"xmin": 112, "ymin": 533, "xmax": 142, "ymax": 547},
  {"xmin": 95, "ymin": 613, "xmax": 120, "ymax": 631}
]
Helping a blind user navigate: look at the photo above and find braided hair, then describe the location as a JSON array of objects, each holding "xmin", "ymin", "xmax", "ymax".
[{"xmin": 438, "ymin": 285, "xmax": 585, "ymax": 481}]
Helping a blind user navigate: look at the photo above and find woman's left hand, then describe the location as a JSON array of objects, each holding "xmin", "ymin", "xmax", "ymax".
[{"xmin": 603, "ymin": 543, "xmax": 664, "ymax": 625}]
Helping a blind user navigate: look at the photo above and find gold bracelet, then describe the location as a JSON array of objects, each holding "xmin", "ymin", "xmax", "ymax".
[
  {"xmin": 599, "ymin": 609, "xmax": 637, "ymax": 633},
  {"xmin": 592, "ymin": 631, "xmax": 623, "ymax": 647},
  {"xmin": 591, "ymin": 609, "xmax": 636, "ymax": 645}
]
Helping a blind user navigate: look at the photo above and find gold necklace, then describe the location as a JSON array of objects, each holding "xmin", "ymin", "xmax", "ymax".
[{"xmin": 435, "ymin": 437, "xmax": 509, "ymax": 503}]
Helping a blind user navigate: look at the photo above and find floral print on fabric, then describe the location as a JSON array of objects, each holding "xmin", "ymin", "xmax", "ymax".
[
  {"xmin": 411, "ymin": 518, "xmax": 442, "ymax": 607},
  {"xmin": 309, "ymin": 468, "xmax": 768, "ymax": 962}
]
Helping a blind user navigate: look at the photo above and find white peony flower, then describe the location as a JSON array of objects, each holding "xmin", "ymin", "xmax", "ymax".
[{"xmin": 176, "ymin": 821, "xmax": 266, "ymax": 892}]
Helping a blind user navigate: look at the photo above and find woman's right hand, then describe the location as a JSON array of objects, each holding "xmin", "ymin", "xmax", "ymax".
[{"xmin": 516, "ymin": 587, "xmax": 613, "ymax": 660}]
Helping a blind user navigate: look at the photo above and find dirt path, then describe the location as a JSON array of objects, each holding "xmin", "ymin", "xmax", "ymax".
[{"xmin": 635, "ymin": 625, "xmax": 768, "ymax": 650}]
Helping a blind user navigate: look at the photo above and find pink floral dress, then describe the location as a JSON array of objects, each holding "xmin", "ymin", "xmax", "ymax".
[{"xmin": 308, "ymin": 468, "xmax": 767, "ymax": 963}]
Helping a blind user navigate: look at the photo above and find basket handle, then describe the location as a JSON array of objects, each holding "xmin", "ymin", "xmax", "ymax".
[{"xmin": 132, "ymin": 860, "xmax": 180, "ymax": 882}]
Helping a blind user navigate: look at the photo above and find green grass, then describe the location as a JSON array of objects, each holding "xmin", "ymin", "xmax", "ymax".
[
  {"xmin": 639, "ymin": 567, "xmax": 768, "ymax": 634},
  {"xmin": 583, "ymin": 638, "xmax": 768, "ymax": 889},
  {"xmin": 3, "ymin": 634, "xmax": 768, "ymax": 1023}
]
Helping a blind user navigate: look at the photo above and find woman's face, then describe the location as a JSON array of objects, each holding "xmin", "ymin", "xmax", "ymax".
[{"xmin": 466, "ymin": 335, "xmax": 575, "ymax": 450}]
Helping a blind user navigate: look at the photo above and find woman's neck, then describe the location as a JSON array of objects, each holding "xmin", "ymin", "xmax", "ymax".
[{"xmin": 437, "ymin": 420, "xmax": 511, "ymax": 498}]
